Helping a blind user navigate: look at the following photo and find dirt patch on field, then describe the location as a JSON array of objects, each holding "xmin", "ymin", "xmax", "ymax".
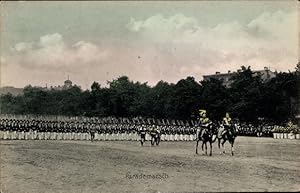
[{"xmin": 1, "ymin": 137, "xmax": 300, "ymax": 192}]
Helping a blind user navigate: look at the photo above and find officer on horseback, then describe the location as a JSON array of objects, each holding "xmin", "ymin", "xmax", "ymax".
[
  {"xmin": 222, "ymin": 113, "xmax": 232, "ymax": 135},
  {"xmin": 198, "ymin": 109, "xmax": 212, "ymax": 139},
  {"xmin": 150, "ymin": 125, "xmax": 160, "ymax": 146}
]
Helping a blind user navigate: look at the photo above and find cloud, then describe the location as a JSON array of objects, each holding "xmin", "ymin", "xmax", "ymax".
[
  {"xmin": 127, "ymin": 13, "xmax": 198, "ymax": 33},
  {"xmin": 127, "ymin": 13, "xmax": 198, "ymax": 43},
  {"xmin": 39, "ymin": 33, "xmax": 64, "ymax": 48},
  {"xmin": 13, "ymin": 42, "xmax": 33, "ymax": 52},
  {"xmin": 126, "ymin": 11, "xmax": 298, "ymax": 74},
  {"xmin": 6, "ymin": 33, "xmax": 109, "ymax": 70}
]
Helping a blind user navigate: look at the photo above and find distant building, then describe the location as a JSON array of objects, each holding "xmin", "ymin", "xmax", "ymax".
[
  {"xmin": 203, "ymin": 67, "xmax": 276, "ymax": 87},
  {"xmin": 63, "ymin": 79, "xmax": 73, "ymax": 89},
  {"xmin": 49, "ymin": 78, "xmax": 75, "ymax": 90}
]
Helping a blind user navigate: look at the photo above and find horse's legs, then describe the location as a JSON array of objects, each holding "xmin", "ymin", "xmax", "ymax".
[
  {"xmin": 231, "ymin": 140, "xmax": 235, "ymax": 156},
  {"xmin": 201, "ymin": 142, "xmax": 205, "ymax": 155},
  {"xmin": 204, "ymin": 142, "xmax": 207, "ymax": 155},
  {"xmin": 218, "ymin": 139, "xmax": 222, "ymax": 154},
  {"xmin": 157, "ymin": 136, "xmax": 160, "ymax": 146},
  {"xmin": 151, "ymin": 137, "xmax": 153, "ymax": 146},
  {"xmin": 209, "ymin": 141, "xmax": 212, "ymax": 156},
  {"xmin": 196, "ymin": 140, "xmax": 199, "ymax": 154},
  {"xmin": 222, "ymin": 140, "xmax": 226, "ymax": 154},
  {"xmin": 158, "ymin": 137, "xmax": 161, "ymax": 145}
]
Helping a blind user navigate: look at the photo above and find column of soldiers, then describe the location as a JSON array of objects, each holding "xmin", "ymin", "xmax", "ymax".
[
  {"xmin": 0, "ymin": 117, "xmax": 199, "ymax": 141},
  {"xmin": 0, "ymin": 115, "xmax": 280, "ymax": 141}
]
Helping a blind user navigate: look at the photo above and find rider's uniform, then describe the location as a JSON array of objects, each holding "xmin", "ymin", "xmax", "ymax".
[
  {"xmin": 199, "ymin": 117, "xmax": 211, "ymax": 139},
  {"xmin": 222, "ymin": 116, "xmax": 232, "ymax": 134},
  {"xmin": 150, "ymin": 126, "xmax": 157, "ymax": 136}
]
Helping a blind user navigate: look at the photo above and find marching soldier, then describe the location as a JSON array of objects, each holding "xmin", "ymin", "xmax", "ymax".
[
  {"xmin": 39, "ymin": 120, "xmax": 43, "ymax": 140},
  {"xmin": 57, "ymin": 121, "xmax": 62, "ymax": 140},
  {"xmin": 62, "ymin": 122, "xmax": 67, "ymax": 140},
  {"xmin": 2, "ymin": 119, "xmax": 8, "ymax": 140},
  {"xmin": 102, "ymin": 124, "xmax": 107, "ymax": 141},
  {"xmin": 16, "ymin": 120, "xmax": 21, "ymax": 140},
  {"xmin": 52, "ymin": 121, "xmax": 58, "ymax": 140},
  {"xmin": 182, "ymin": 126, "xmax": 187, "ymax": 141},
  {"xmin": 32, "ymin": 120, "xmax": 37, "ymax": 140},
  {"xmin": 74, "ymin": 122, "xmax": 80, "ymax": 140},
  {"xmin": 174, "ymin": 126, "xmax": 179, "ymax": 141},
  {"xmin": 180, "ymin": 126, "xmax": 184, "ymax": 141},
  {"xmin": 83, "ymin": 122, "xmax": 88, "ymax": 140},
  {"xmin": 0, "ymin": 119, "xmax": 3, "ymax": 140},
  {"xmin": 132, "ymin": 124, "xmax": 138, "ymax": 141},
  {"xmin": 160, "ymin": 126, "xmax": 166, "ymax": 141},
  {"xmin": 89, "ymin": 123, "xmax": 96, "ymax": 142},
  {"xmin": 95, "ymin": 123, "xmax": 100, "ymax": 141},
  {"xmin": 170, "ymin": 126, "xmax": 175, "ymax": 141},
  {"xmin": 108, "ymin": 124, "xmax": 113, "ymax": 141},
  {"xmin": 6, "ymin": 119, "xmax": 11, "ymax": 140},
  {"xmin": 46, "ymin": 121, "xmax": 51, "ymax": 140},
  {"xmin": 189, "ymin": 126, "xmax": 194, "ymax": 141},
  {"xmin": 110, "ymin": 124, "xmax": 114, "ymax": 141},
  {"xmin": 78, "ymin": 121, "xmax": 82, "ymax": 140},
  {"xmin": 70, "ymin": 122, "xmax": 76, "ymax": 140},
  {"xmin": 166, "ymin": 125, "xmax": 171, "ymax": 141},
  {"xmin": 26, "ymin": 120, "xmax": 31, "ymax": 140},
  {"xmin": 113, "ymin": 124, "xmax": 118, "ymax": 141},
  {"xmin": 126, "ymin": 124, "xmax": 131, "ymax": 141},
  {"xmin": 12, "ymin": 119, "xmax": 17, "ymax": 140}
]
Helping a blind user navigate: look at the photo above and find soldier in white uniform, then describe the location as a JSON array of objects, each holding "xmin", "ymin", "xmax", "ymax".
[
  {"xmin": 57, "ymin": 122, "xmax": 63, "ymax": 140},
  {"xmin": 174, "ymin": 126, "xmax": 178, "ymax": 141},
  {"xmin": 0, "ymin": 119, "xmax": 4, "ymax": 140},
  {"xmin": 2, "ymin": 119, "xmax": 8, "ymax": 140}
]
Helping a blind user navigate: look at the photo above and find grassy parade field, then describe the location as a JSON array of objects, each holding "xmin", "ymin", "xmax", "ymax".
[{"xmin": 1, "ymin": 137, "xmax": 299, "ymax": 193}]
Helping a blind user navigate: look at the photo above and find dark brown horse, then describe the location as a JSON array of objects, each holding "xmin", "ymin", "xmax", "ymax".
[
  {"xmin": 217, "ymin": 124, "xmax": 238, "ymax": 156},
  {"xmin": 195, "ymin": 123, "xmax": 217, "ymax": 156},
  {"xmin": 150, "ymin": 130, "xmax": 161, "ymax": 146}
]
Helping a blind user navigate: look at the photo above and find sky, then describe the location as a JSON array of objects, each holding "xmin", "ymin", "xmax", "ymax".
[{"xmin": 0, "ymin": 1, "xmax": 299, "ymax": 90}]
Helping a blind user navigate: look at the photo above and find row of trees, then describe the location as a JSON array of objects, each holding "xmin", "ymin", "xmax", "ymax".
[{"xmin": 1, "ymin": 65, "xmax": 299, "ymax": 124}]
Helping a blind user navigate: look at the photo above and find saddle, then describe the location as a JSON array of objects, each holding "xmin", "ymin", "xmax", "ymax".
[{"xmin": 150, "ymin": 130, "xmax": 158, "ymax": 137}]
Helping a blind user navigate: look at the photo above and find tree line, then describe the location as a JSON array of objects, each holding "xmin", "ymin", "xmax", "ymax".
[{"xmin": 1, "ymin": 65, "xmax": 299, "ymax": 125}]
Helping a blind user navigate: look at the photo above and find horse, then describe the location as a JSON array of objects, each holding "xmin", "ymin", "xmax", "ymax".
[
  {"xmin": 217, "ymin": 124, "xmax": 238, "ymax": 156},
  {"xmin": 150, "ymin": 129, "xmax": 161, "ymax": 146},
  {"xmin": 195, "ymin": 123, "xmax": 217, "ymax": 156},
  {"xmin": 139, "ymin": 128, "xmax": 147, "ymax": 146}
]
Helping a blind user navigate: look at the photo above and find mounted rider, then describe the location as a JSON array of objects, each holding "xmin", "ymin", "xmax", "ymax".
[
  {"xmin": 198, "ymin": 109, "xmax": 212, "ymax": 139},
  {"xmin": 150, "ymin": 124, "xmax": 161, "ymax": 145},
  {"xmin": 150, "ymin": 124, "xmax": 158, "ymax": 136},
  {"xmin": 220, "ymin": 113, "xmax": 233, "ymax": 136}
]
